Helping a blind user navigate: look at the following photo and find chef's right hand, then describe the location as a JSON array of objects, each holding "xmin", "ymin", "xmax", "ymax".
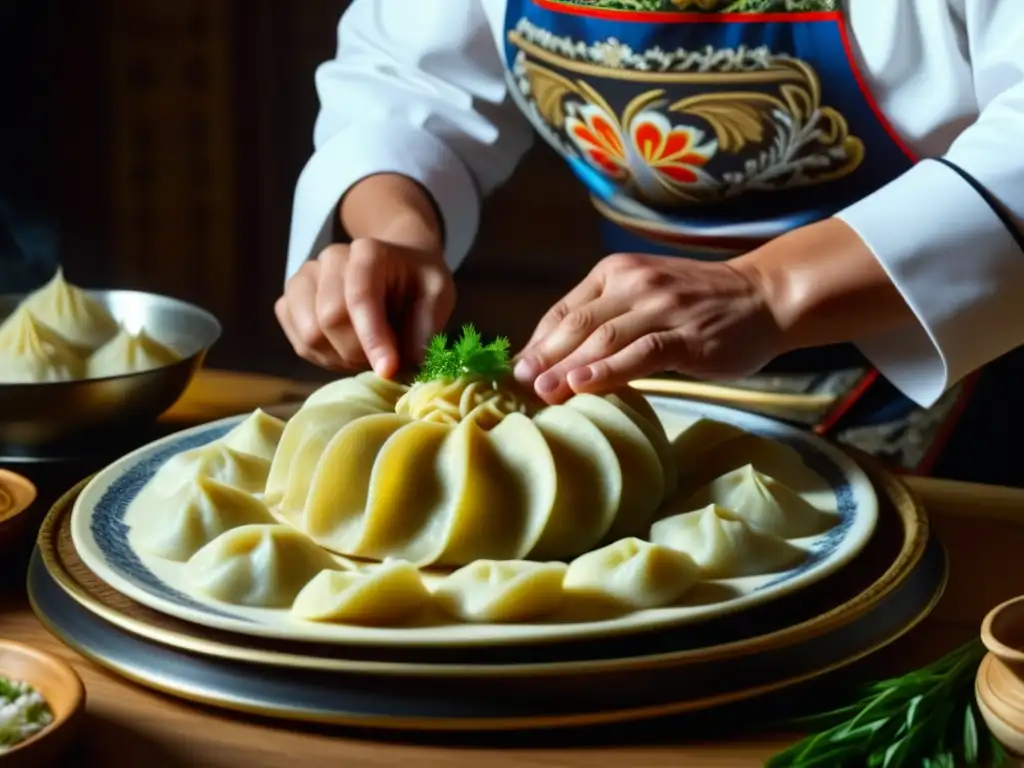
[{"xmin": 275, "ymin": 239, "xmax": 455, "ymax": 379}]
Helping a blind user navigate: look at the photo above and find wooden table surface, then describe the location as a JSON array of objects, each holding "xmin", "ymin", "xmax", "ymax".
[{"xmin": 2, "ymin": 369, "xmax": 1024, "ymax": 768}]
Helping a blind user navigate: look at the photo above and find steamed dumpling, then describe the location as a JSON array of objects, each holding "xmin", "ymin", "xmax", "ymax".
[
  {"xmin": 220, "ymin": 409, "xmax": 286, "ymax": 462},
  {"xmin": 185, "ymin": 524, "xmax": 337, "ymax": 607},
  {"xmin": 291, "ymin": 561, "xmax": 431, "ymax": 624},
  {"xmin": 670, "ymin": 417, "xmax": 747, "ymax": 474},
  {"xmin": 683, "ymin": 464, "xmax": 833, "ymax": 539},
  {"xmin": 19, "ymin": 267, "xmax": 118, "ymax": 350},
  {"xmin": 148, "ymin": 442, "xmax": 271, "ymax": 499},
  {"xmin": 650, "ymin": 504, "xmax": 805, "ymax": 579},
  {"xmin": 129, "ymin": 477, "xmax": 276, "ymax": 561},
  {"xmin": 433, "ymin": 560, "xmax": 567, "ymax": 623},
  {"xmin": 86, "ymin": 326, "xmax": 180, "ymax": 378},
  {"xmin": 563, "ymin": 537, "xmax": 699, "ymax": 610},
  {"xmin": 0, "ymin": 308, "xmax": 84, "ymax": 383}
]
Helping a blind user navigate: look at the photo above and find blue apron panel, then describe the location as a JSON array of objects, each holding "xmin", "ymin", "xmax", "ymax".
[{"xmin": 504, "ymin": 0, "xmax": 916, "ymax": 247}]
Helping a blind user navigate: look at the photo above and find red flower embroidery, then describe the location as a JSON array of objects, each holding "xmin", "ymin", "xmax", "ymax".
[
  {"xmin": 565, "ymin": 106, "xmax": 630, "ymax": 180},
  {"xmin": 631, "ymin": 116, "xmax": 715, "ymax": 186}
]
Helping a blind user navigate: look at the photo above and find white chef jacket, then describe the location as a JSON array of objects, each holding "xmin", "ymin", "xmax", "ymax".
[{"xmin": 286, "ymin": 0, "xmax": 1024, "ymax": 410}]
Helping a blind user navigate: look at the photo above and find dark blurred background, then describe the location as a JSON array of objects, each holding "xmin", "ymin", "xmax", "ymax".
[{"xmin": 0, "ymin": 0, "xmax": 605, "ymax": 380}]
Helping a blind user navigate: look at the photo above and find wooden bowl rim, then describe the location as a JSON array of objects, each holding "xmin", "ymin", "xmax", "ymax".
[
  {"xmin": 982, "ymin": 595, "xmax": 1024, "ymax": 665},
  {"xmin": 0, "ymin": 469, "xmax": 37, "ymax": 524},
  {"xmin": 0, "ymin": 640, "xmax": 84, "ymax": 759}
]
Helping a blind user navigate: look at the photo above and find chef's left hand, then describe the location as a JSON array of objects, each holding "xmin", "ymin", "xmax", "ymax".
[{"xmin": 513, "ymin": 253, "xmax": 782, "ymax": 404}]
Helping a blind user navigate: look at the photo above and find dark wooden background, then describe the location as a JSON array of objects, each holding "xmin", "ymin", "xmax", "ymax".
[{"xmin": 26, "ymin": 0, "xmax": 604, "ymax": 379}]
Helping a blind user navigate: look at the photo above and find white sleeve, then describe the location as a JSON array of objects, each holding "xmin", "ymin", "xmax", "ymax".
[
  {"xmin": 837, "ymin": 0, "xmax": 1024, "ymax": 408},
  {"xmin": 286, "ymin": 0, "xmax": 534, "ymax": 280}
]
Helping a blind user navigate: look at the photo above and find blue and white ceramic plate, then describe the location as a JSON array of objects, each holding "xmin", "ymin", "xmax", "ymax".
[{"xmin": 69, "ymin": 396, "xmax": 878, "ymax": 648}]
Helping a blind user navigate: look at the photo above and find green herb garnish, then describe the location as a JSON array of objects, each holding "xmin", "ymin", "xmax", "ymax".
[
  {"xmin": 415, "ymin": 324, "xmax": 512, "ymax": 383},
  {"xmin": 765, "ymin": 639, "xmax": 1007, "ymax": 768}
]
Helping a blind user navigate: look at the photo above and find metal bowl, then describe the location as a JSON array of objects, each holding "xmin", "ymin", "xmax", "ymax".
[{"xmin": 0, "ymin": 290, "xmax": 221, "ymax": 451}]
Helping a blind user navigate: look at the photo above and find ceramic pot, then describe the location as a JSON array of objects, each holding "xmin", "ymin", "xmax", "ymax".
[{"xmin": 977, "ymin": 595, "xmax": 1024, "ymax": 758}]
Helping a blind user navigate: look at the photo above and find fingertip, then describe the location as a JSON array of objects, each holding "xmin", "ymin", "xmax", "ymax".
[
  {"xmin": 367, "ymin": 349, "xmax": 396, "ymax": 379},
  {"xmin": 513, "ymin": 357, "xmax": 538, "ymax": 384},
  {"xmin": 567, "ymin": 366, "xmax": 594, "ymax": 391}
]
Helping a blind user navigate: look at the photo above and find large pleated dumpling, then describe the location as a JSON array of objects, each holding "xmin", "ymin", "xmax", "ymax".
[
  {"xmin": 682, "ymin": 464, "xmax": 835, "ymax": 539},
  {"xmin": 129, "ymin": 476, "xmax": 276, "ymax": 561},
  {"xmin": 433, "ymin": 559, "xmax": 567, "ymax": 623},
  {"xmin": 265, "ymin": 369, "xmax": 677, "ymax": 568},
  {"xmin": 185, "ymin": 524, "xmax": 338, "ymax": 608},
  {"xmin": 650, "ymin": 504, "xmax": 805, "ymax": 579},
  {"xmin": 564, "ymin": 393, "xmax": 671, "ymax": 540},
  {"xmin": 0, "ymin": 308, "xmax": 84, "ymax": 383},
  {"xmin": 86, "ymin": 326, "xmax": 181, "ymax": 378},
  {"xmin": 264, "ymin": 399, "xmax": 390, "ymax": 512},
  {"xmin": 291, "ymin": 561, "xmax": 431, "ymax": 625},
  {"xmin": 220, "ymin": 408, "xmax": 286, "ymax": 462},
  {"xmin": 563, "ymin": 537, "xmax": 700, "ymax": 610},
  {"xmin": 148, "ymin": 441, "xmax": 271, "ymax": 499},
  {"xmin": 19, "ymin": 267, "xmax": 118, "ymax": 350},
  {"xmin": 304, "ymin": 370, "xmax": 408, "ymax": 411}
]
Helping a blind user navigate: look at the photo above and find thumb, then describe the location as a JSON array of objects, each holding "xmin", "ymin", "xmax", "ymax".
[
  {"xmin": 345, "ymin": 239, "xmax": 401, "ymax": 378},
  {"xmin": 404, "ymin": 264, "xmax": 455, "ymax": 364}
]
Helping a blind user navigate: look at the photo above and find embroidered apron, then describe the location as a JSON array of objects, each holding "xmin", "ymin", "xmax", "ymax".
[{"xmin": 501, "ymin": 0, "xmax": 979, "ymax": 477}]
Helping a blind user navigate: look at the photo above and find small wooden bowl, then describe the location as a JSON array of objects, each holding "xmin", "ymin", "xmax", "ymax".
[
  {"xmin": 0, "ymin": 470, "xmax": 37, "ymax": 557},
  {"xmin": 0, "ymin": 641, "xmax": 84, "ymax": 766},
  {"xmin": 977, "ymin": 595, "xmax": 1024, "ymax": 758}
]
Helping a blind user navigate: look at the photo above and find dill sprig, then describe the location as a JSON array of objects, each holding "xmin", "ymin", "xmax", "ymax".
[
  {"xmin": 765, "ymin": 639, "xmax": 1007, "ymax": 768},
  {"xmin": 414, "ymin": 324, "xmax": 512, "ymax": 383}
]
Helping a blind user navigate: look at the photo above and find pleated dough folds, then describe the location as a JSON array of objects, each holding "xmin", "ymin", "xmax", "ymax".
[
  {"xmin": 433, "ymin": 560, "xmax": 567, "ymax": 623},
  {"xmin": 185, "ymin": 524, "xmax": 337, "ymax": 608},
  {"xmin": 292, "ymin": 561, "xmax": 431, "ymax": 625}
]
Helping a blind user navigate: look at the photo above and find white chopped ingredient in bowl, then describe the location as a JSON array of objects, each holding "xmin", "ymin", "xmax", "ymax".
[{"xmin": 0, "ymin": 676, "xmax": 53, "ymax": 752}]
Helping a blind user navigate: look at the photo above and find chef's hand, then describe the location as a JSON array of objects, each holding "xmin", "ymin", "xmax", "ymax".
[
  {"xmin": 513, "ymin": 252, "xmax": 782, "ymax": 404},
  {"xmin": 275, "ymin": 174, "xmax": 454, "ymax": 378},
  {"xmin": 514, "ymin": 218, "xmax": 915, "ymax": 405},
  {"xmin": 276, "ymin": 241, "xmax": 454, "ymax": 378}
]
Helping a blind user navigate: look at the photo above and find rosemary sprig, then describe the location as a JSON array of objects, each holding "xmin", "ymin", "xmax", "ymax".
[
  {"xmin": 765, "ymin": 639, "xmax": 1008, "ymax": 768},
  {"xmin": 414, "ymin": 324, "xmax": 512, "ymax": 383}
]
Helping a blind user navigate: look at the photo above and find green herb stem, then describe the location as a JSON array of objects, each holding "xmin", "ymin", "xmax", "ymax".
[{"xmin": 765, "ymin": 639, "xmax": 1006, "ymax": 768}]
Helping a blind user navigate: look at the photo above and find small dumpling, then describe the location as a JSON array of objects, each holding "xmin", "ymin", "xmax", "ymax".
[
  {"xmin": 671, "ymin": 417, "xmax": 747, "ymax": 472},
  {"xmin": 130, "ymin": 477, "xmax": 276, "ymax": 561},
  {"xmin": 220, "ymin": 409, "xmax": 286, "ymax": 462},
  {"xmin": 433, "ymin": 560, "xmax": 567, "ymax": 623},
  {"xmin": 185, "ymin": 524, "xmax": 338, "ymax": 607},
  {"xmin": 86, "ymin": 326, "xmax": 180, "ymax": 378},
  {"xmin": 148, "ymin": 442, "xmax": 271, "ymax": 499},
  {"xmin": 650, "ymin": 504, "xmax": 805, "ymax": 579},
  {"xmin": 0, "ymin": 308, "xmax": 84, "ymax": 383},
  {"xmin": 683, "ymin": 464, "xmax": 833, "ymax": 539},
  {"xmin": 19, "ymin": 267, "xmax": 118, "ymax": 350},
  {"xmin": 291, "ymin": 561, "xmax": 431, "ymax": 625},
  {"xmin": 563, "ymin": 537, "xmax": 699, "ymax": 610}
]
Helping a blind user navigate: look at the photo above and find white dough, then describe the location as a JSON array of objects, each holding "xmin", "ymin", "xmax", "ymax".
[
  {"xmin": 0, "ymin": 308, "xmax": 84, "ymax": 383},
  {"xmin": 683, "ymin": 464, "xmax": 833, "ymax": 539},
  {"xmin": 650, "ymin": 504, "xmax": 805, "ymax": 579},
  {"xmin": 86, "ymin": 326, "xmax": 180, "ymax": 378},
  {"xmin": 563, "ymin": 537, "xmax": 700, "ymax": 610},
  {"xmin": 148, "ymin": 442, "xmax": 271, "ymax": 499},
  {"xmin": 292, "ymin": 561, "xmax": 431, "ymax": 624},
  {"xmin": 129, "ymin": 477, "xmax": 276, "ymax": 562},
  {"xmin": 220, "ymin": 409, "xmax": 286, "ymax": 462},
  {"xmin": 185, "ymin": 524, "xmax": 338, "ymax": 608},
  {"xmin": 432, "ymin": 559, "xmax": 567, "ymax": 623}
]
